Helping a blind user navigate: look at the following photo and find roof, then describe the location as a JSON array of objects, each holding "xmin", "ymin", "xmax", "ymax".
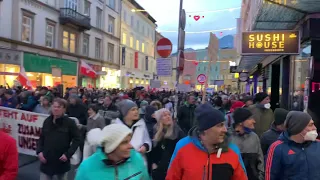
[
  {"xmin": 127, "ymin": 0, "xmax": 157, "ymax": 24},
  {"xmin": 253, "ymin": 0, "xmax": 320, "ymax": 30}
]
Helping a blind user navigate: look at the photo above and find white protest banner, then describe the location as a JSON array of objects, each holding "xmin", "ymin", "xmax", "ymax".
[{"xmin": 0, "ymin": 107, "xmax": 49, "ymax": 156}]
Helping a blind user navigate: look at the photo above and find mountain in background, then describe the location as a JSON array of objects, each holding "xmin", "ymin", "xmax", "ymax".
[{"xmin": 219, "ymin": 35, "xmax": 234, "ymax": 49}]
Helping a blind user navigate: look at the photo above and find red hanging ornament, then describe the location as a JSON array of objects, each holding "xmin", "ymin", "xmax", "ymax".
[{"xmin": 193, "ymin": 61, "xmax": 199, "ymax": 66}]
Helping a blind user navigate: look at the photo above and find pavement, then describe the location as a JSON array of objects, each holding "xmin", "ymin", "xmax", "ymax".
[{"xmin": 18, "ymin": 154, "xmax": 77, "ymax": 180}]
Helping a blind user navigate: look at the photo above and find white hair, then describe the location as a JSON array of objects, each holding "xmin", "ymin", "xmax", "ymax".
[{"xmin": 154, "ymin": 108, "xmax": 170, "ymax": 121}]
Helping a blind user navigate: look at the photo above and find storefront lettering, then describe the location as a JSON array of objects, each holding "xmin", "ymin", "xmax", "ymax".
[
  {"xmin": 0, "ymin": 49, "xmax": 21, "ymax": 65},
  {"xmin": 248, "ymin": 34, "xmax": 285, "ymax": 50}
]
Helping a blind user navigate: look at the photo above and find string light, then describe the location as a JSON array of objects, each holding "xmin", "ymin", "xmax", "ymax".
[
  {"xmin": 158, "ymin": 27, "xmax": 236, "ymax": 34},
  {"xmin": 186, "ymin": 7, "xmax": 241, "ymax": 14}
]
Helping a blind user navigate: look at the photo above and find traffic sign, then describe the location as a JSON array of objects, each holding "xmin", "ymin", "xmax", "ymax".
[
  {"xmin": 197, "ymin": 74, "xmax": 206, "ymax": 84},
  {"xmin": 156, "ymin": 38, "xmax": 173, "ymax": 58}
]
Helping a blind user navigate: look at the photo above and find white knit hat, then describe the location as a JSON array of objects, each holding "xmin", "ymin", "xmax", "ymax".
[
  {"xmin": 154, "ymin": 108, "xmax": 170, "ymax": 121},
  {"xmin": 87, "ymin": 124, "xmax": 132, "ymax": 154}
]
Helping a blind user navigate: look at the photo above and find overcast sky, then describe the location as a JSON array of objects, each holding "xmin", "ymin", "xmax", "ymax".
[{"xmin": 136, "ymin": 0, "xmax": 241, "ymax": 52}]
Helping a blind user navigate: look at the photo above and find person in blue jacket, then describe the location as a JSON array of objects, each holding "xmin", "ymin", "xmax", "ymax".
[
  {"xmin": 75, "ymin": 124, "xmax": 150, "ymax": 180},
  {"xmin": 265, "ymin": 111, "xmax": 320, "ymax": 180},
  {"xmin": 1, "ymin": 90, "xmax": 18, "ymax": 108}
]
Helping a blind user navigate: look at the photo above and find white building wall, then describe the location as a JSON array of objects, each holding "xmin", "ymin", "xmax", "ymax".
[{"xmin": 0, "ymin": 0, "xmax": 13, "ymax": 39}]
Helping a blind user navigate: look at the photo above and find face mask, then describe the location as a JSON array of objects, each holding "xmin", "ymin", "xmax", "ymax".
[
  {"xmin": 304, "ymin": 130, "xmax": 318, "ymax": 141},
  {"xmin": 243, "ymin": 126, "xmax": 253, "ymax": 134},
  {"xmin": 264, "ymin": 103, "xmax": 271, "ymax": 109}
]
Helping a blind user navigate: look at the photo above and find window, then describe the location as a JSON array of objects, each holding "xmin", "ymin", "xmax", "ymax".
[
  {"xmin": 142, "ymin": 43, "xmax": 145, "ymax": 53},
  {"xmin": 65, "ymin": 0, "xmax": 77, "ymax": 11},
  {"xmin": 122, "ymin": 33, "xmax": 127, "ymax": 45},
  {"xmin": 136, "ymin": 20, "xmax": 139, "ymax": 31},
  {"xmin": 130, "ymin": 16, "xmax": 134, "ymax": 27},
  {"xmin": 96, "ymin": 7, "xmax": 102, "ymax": 29},
  {"xmin": 123, "ymin": 10, "xmax": 127, "ymax": 22},
  {"xmin": 130, "ymin": 37, "xmax": 133, "ymax": 48},
  {"xmin": 108, "ymin": 15, "xmax": 115, "ymax": 34},
  {"xmin": 83, "ymin": 34, "xmax": 89, "ymax": 56},
  {"xmin": 147, "ymin": 28, "xmax": 149, "ymax": 37},
  {"xmin": 84, "ymin": 0, "xmax": 90, "ymax": 16},
  {"xmin": 22, "ymin": 15, "xmax": 33, "ymax": 43},
  {"xmin": 95, "ymin": 38, "xmax": 101, "ymax": 59},
  {"xmin": 109, "ymin": 0, "xmax": 115, "ymax": 9},
  {"xmin": 142, "ymin": 25, "xmax": 145, "ymax": 34},
  {"xmin": 136, "ymin": 40, "xmax": 139, "ymax": 51},
  {"xmin": 108, "ymin": 43, "xmax": 114, "ymax": 62},
  {"xmin": 45, "ymin": 23, "xmax": 55, "ymax": 48},
  {"xmin": 63, "ymin": 30, "xmax": 76, "ymax": 53}
]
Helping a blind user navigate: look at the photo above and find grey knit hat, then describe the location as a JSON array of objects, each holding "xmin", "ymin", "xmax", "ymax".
[
  {"xmin": 118, "ymin": 100, "xmax": 137, "ymax": 117},
  {"xmin": 285, "ymin": 111, "xmax": 312, "ymax": 136}
]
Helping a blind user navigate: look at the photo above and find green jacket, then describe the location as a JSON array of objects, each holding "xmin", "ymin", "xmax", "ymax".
[
  {"xmin": 248, "ymin": 104, "xmax": 274, "ymax": 137},
  {"xmin": 75, "ymin": 148, "xmax": 150, "ymax": 180}
]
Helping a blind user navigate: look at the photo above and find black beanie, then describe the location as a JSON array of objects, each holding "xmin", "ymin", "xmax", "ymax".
[
  {"xmin": 274, "ymin": 108, "xmax": 289, "ymax": 126},
  {"xmin": 232, "ymin": 108, "xmax": 253, "ymax": 125},
  {"xmin": 195, "ymin": 103, "xmax": 225, "ymax": 131},
  {"xmin": 254, "ymin": 92, "xmax": 268, "ymax": 103},
  {"xmin": 285, "ymin": 111, "xmax": 311, "ymax": 136}
]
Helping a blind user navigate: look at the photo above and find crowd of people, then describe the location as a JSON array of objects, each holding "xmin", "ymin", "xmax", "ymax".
[{"xmin": 0, "ymin": 85, "xmax": 319, "ymax": 180}]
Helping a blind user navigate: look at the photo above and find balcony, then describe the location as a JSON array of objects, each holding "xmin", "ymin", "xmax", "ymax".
[{"xmin": 59, "ymin": 8, "xmax": 91, "ymax": 31}]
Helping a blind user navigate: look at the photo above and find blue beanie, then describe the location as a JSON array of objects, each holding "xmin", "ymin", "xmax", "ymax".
[{"xmin": 195, "ymin": 103, "xmax": 226, "ymax": 131}]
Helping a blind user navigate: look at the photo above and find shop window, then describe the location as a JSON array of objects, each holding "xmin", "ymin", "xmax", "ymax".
[
  {"xmin": 63, "ymin": 30, "xmax": 76, "ymax": 53},
  {"xmin": 0, "ymin": 64, "xmax": 20, "ymax": 88},
  {"xmin": 136, "ymin": 20, "xmax": 140, "ymax": 31},
  {"xmin": 108, "ymin": 15, "xmax": 115, "ymax": 34},
  {"xmin": 142, "ymin": 25, "xmax": 145, "ymax": 35},
  {"xmin": 142, "ymin": 43, "xmax": 145, "ymax": 53},
  {"xmin": 45, "ymin": 21, "xmax": 55, "ymax": 48},
  {"xmin": 130, "ymin": 16, "xmax": 134, "ymax": 27},
  {"xmin": 109, "ymin": 0, "xmax": 115, "ymax": 9},
  {"xmin": 83, "ymin": 34, "xmax": 89, "ymax": 56},
  {"xmin": 65, "ymin": 0, "xmax": 77, "ymax": 10},
  {"xmin": 108, "ymin": 43, "xmax": 114, "ymax": 62},
  {"xmin": 123, "ymin": 10, "xmax": 127, "ymax": 22},
  {"xmin": 130, "ymin": 37, "xmax": 133, "ymax": 48},
  {"xmin": 22, "ymin": 13, "xmax": 33, "ymax": 43},
  {"xmin": 95, "ymin": 38, "xmax": 101, "ymax": 59},
  {"xmin": 122, "ymin": 33, "xmax": 127, "ymax": 45},
  {"xmin": 84, "ymin": 0, "xmax": 90, "ymax": 16},
  {"xmin": 136, "ymin": 40, "xmax": 139, "ymax": 51},
  {"xmin": 96, "ymin": 7, "xmax": 102, "ymax": 29}
]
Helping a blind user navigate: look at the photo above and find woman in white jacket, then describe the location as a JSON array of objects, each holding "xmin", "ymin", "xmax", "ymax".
[{"xmin": 114, "ymin": 99, "xmax": 152, "ymax": 166}]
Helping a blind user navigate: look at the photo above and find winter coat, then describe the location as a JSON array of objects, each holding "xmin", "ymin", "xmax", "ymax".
[
  {"xmin": 85, "ymin": 113, "xmax": 106, "ymax": 132},
  {"xmin": 150, "ymin": 124, "xmax": 185, "ymax": 180},
  {"xmin": 33, "ymin": 104, "xmax": 51, "ymax": 114},
  {"xmin": 20, "ymin": 96, "xmax": 38, "ymax": 111},
  {"xmin": 0, "ymin": 131, "xmax": 18, "ymax": 180},
  {"xmin": 265, "ymin": 131, "xmax": 320, "ymax": 180},
  {"xmin": 66, "ymin": 103, "xmax": 88, "ymax": 125},
  {"xmin": 260, "ymin": 124, "xmax": 282, "ymax": 156},
  {"xmin": 1, "ymin": 97, "xmax": 18, "ymax": 108},
  {"xmin": 166, "ymin": 127, "xmax": 247, "ymax": 180},
  {"xmin": 36, "ymin": 115, "xmax": 81, "ymax": 175},
  {"xmin": 177, "ymin": 104, "xmax": 197, "ymax": 133},
  {"xmin": 248, "ymin": 104, "xmax": 274, "ymax": 137},
  {"xmin": 229, "ymin": 129, "xmax": 264, "ymax": 180},
  {"xmin": 75, "ymin": 148, "xmax": 150, "ymax": 180}
]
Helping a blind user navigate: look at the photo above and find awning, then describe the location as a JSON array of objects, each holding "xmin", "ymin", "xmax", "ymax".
[
  {"xmin": 253, "ymin": 0, "xmax": 320, "ymax": 30},
  {"xmin": 237, "ymin": 55, "xmax": 266, "ymax": 72}
]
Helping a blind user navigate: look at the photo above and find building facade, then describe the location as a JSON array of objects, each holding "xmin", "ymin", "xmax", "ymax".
[
  {"xmin": 0, "ymin": 0, "xmax": 121, "ymax": 89},
  {"xmin": 120, "ymin": 0, "xmax": 156, "ymax": 89}
]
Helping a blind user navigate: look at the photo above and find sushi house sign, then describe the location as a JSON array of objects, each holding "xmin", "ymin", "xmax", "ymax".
[{"xmin": 242, "ymin": 31, "xmax": 300, "ymax": 55}]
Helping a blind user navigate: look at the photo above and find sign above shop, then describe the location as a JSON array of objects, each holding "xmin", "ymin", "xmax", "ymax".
[
  {"xmin": 0, "ymin": 48, "xmax": 21, "ymax": 65},
  {"xmin": 242, "ymin": 31, "xmax": 300, "ymax": 55}
]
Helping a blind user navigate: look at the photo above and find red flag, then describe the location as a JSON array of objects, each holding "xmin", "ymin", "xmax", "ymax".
[
  {"xmin": 18, "ymin": 67, "xmax": 32, "ymax": 89},
  {"xmin": 80, "ymin": 61, "xmax": 96, "ymax": 78}
]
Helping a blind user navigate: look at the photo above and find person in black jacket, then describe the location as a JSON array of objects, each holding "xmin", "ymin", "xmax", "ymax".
[
  {"xmin": 150, "ymin": 108, "xmax": 185, "ymax": 180},
  {"xmin": 177, "ymin": 95, "xmax": 197, "ymax": 133},
  {"xmin": 37, "ymin": 98, "xmax": 80, "ymax": 180}
]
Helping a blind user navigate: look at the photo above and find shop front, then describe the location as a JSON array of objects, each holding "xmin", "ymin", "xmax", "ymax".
[
  {"xmin": 99, "ymin": 67, "xmax": 120, "ymax": 89},
  {"xmin": 81, "ymin": 63, "xmax": 102, "ymax": 88},
  {"xmin": 23, "ymin": 53, "xmax": 77, "ymax": 89},
  {"xmin": 0, "ymin": 48, "xmax": 22, "ymax": 87},
  {"xmin": 121, "ymin": 70, "xmax": 152, "ymax": 89}
]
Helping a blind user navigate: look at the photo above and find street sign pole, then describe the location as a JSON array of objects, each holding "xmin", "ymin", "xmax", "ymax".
[{"xmin": 174, "ymin": 0, "xmax": 184, "ymax": 119}]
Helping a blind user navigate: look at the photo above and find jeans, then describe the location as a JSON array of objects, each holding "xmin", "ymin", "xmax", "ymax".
[{"xmin": 40, "ymin": 172, "xmax": 67, "ymax": 180}]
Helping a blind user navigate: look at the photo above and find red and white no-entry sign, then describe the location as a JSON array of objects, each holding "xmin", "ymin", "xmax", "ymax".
[
  {"xmin": 197, "ymin": 74, "xmax": 206, "ymax": 84},
  {"xmin": 156, "ymin": 38, "xmax": 173, "ymax": 58}
]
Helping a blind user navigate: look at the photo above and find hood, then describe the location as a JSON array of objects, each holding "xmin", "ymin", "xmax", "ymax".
[{"xmin": 187, "ymin": 126, "xmax": 230, "ymax": 153}]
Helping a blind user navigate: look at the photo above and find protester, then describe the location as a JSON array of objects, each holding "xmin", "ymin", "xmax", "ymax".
[
  {"xmin": 266, "ymin": 111, "xmax": 320, "ymax": 180},
  {"xmin": 177, "ymin": 95, "xmax": 197, "ymax": 133},
  {"xmin": 150, "ymin": 108, "xmax": 184, "ymax": 180},
  {"xmin": 144, "ymin": 105, "xmax": 158, "ymax": 139},
  {"xmin": 230, "ymin": 108, "xmax": 264, "ymax": 180},
  {"xmin": 139, "ymin": 100, "xmax": 149, "ymax": 119},
  {"xmin": 114, "ymin": 99, "xmax": 152, "ymax": 165},
  {"xmin": 36, "ymin": 98, "xmax": 81, "ymax": 180},
  {"xmin": 0, "ymin": 131, "xmax": 18, "ymax": 180},
  {"xmin": 225, "ymin": 100, "xmax": 245, "ymax": 128},
  {"xmin": 75, "ymin": 124, "xmax": 149, "ymax": 179},
  {"xmin": 166, "ymin": 103, "xmax": 247, "ymax": 179},
  {"xmin": 260, "ymin": 108, "xmax": 288, "ymax": 156},
  {"xmin": 33, "ymin": 96, "xmax": 51, "ymax": 114},
  {"xmin": 248, "ymin": 92, "xmax": 274, "ymax": 137},
  {"xmin": 1, "ymin": 89, "xmax": 18, "ymax": 108}
]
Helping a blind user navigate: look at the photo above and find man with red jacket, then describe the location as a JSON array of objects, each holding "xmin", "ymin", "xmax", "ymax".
[
  {"xmin": 166, "ymin": 103, "xmax": 247, "ymax": 180},
  {"xmin": 0, "ymin": 131, "xmax": 18, "ymax": 180}
]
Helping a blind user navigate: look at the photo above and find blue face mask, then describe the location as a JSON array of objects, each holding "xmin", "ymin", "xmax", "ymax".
[{"xmin": 243, "ymin": 126, "xmax": 253, "ymax": 134}]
